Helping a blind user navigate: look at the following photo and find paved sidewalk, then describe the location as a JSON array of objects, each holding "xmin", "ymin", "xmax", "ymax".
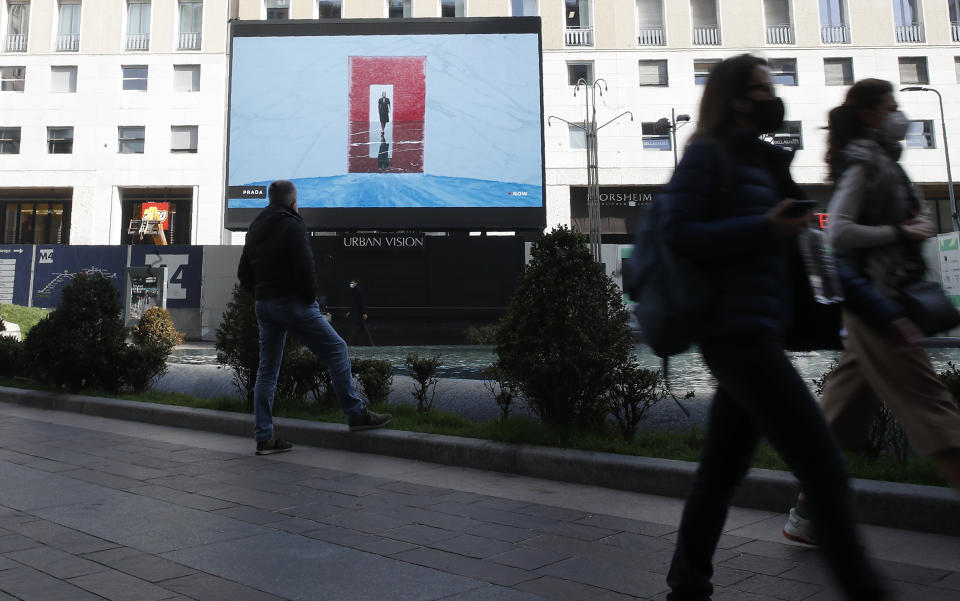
[{"xmin": 0, "ymin": 405, "xmax": 957, "ymax": 601}]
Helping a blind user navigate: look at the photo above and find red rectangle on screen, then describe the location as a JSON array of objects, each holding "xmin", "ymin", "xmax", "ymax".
[{"xmin": 348, "ymin": 56, "xmax": 426, "ymax": 174}]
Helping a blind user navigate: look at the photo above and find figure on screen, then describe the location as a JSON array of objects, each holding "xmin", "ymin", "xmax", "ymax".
[
  {"xmin": 378, "ymin": 91, "xmax": 391, "ymax": 133},
  {"xmin": 377, "ymin": 134, "xmax": 390, "ymax": 172}
]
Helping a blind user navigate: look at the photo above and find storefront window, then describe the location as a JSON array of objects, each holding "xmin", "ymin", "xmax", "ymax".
[{"xmin": 1, "ymin": 201, "xmax": 68, "ymax": 244}]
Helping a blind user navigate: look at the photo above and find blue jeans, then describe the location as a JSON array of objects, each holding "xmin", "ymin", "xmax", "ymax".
[{"xmin": 253, "ymin": 298, "xmax": 364, "ymax": 442}]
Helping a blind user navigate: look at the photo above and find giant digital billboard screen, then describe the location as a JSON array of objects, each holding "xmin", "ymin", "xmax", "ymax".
[{"xmin": 225, "ymin": 18, "xmax": 545, "ymax": 231}]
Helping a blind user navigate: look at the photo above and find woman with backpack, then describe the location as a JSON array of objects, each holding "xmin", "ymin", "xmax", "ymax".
[
  {"xmin": 660, "ymin": 54, "xmax": 886, "ymax": 601},
  {"xmin": 782, "ymin": 79, "xmax": 960, "ymax": 546}
]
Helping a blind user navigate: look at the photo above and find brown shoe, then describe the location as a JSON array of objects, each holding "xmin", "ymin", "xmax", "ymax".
[{"xmin": 348, "ymin": 409, "xmax": 392, "ymax": 432}]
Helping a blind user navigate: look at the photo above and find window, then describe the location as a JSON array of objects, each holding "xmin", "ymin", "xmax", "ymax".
[
  {"xmin": 638, "ymin": 60, "xmax": 668, "ymax": 86},
  {"xmin": 121, "ymin": 190, "xmax": 190, "ymax": 245},
  {"xmin": 768, "ymin": 121, "xmax": 803, "ymax": 150},
  {"xmin": 178, "ymin": 1, "xmax": 202, "ymax": 50},
  {"xmin": 50, "ymin": 65, "xmax": 77, "ymax": 92},
  {"xmin": 899, "ymin": 56, "xmax": 929, "ymax": 84},
  {"xmin": 171, "ymin": 125, "xmax": 197, "ymax": 153},
  {"xmin": 122, "ymin": 65, "xmax": 148, "ymax": 91},
  {"xmin": 47, "ymin": 127, "xmax": 73, "ymax": 154},
  {"xmin": 0, "ymin": 66, "xmax": 25, "ymax": 92},
  {"xmin": 568, "ymin": 123, "xmax": 586, "ymax": 150},
  {"xmin": 691, "ymin": 0, "xmax": 720, "ymax": 45},
  {"xmin": 956, "ymin": 57, "xmax": 960, "ymax": 83},
  {"xmin": 5, "ymin": 2, "xmax": 30, "ymax": 52},
  {"xmin": 892, "ymin": 0, "xmax": 924, "ymax": 42},
  {"xmin": 0, "ymin": 128, "xmax": 20, "ymax": 154},
  {"xmin": 641, "ymin": 122, "xmax": 671, "ymax": 151},
  {"xmin": 824, "ymin": 57, "xmax": 853, "ymax": 85},
  {"xmin": 694, "ymin": 58, "xmax": 719, "ymax": 84},
  {"xmin": 952, "ymin": 1, "xmax": 960, "ymax": 41},
  {"xmin": 56, "ymin": 1, "xmax": 81, "ymax": 52},
  {"xmin": 440, "ymin": 0, "xmax": 464, "ymax": 17},
  {"xmin": 318, "ymin": 0, "xmax": 341, "ymax": 17},
  {"xmin": 565, "ymin": 0, "xmax": 592, "ymax": 28},
  {"xmin": 819, "ymin": 0, "xmax": 849, "ymax": 43},
  {"xmin": 764, "ymin": 0, "xmax": 794, "ymax": 44},
  {"xmin": 906, "ymin": 120, "xmax": 934, "ymax": 148},
  {"xmin": 3, "ymin": 202, "xmax": 68, "ymax": 244},
  {"xmin": 511, "ymin": 0, "xmax": 537, "ymax": 16},
  {"xmin": 126, "ymin": 0, "xmax": 150, "ymax": 51},
  {"xmin": 768, "ymin": 58, "xmax": 798, "ymax": 85},
  {"xmin": 119, "ymin": 126, "xmax": 145, "ymax": 154},
  {"xmin": 265, "ymin": 0, "xmax": 289, "ymax": 19},
  {"xmin": 636, "ymin": 0, "xmax": 665, "ymax": 45},
  {"xmin": 567, "ymin": 61, "xmax": 593, "ymax": 86},
  {"xmin": 388, "ymin": 0, "xmax": 412, "ymax": 18},
  {"xmin": 173, "ymin": 64, "xmax": 200, "ymax": 92}
]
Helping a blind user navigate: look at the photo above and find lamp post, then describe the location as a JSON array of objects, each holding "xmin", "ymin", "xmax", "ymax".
[
  {"xmin": 654, "ymin": 109, "xmax": 691, "ymax": 167},
  {"xmin": 900, "ymin": 86, "xmax": 957, "ymax": 231},
  {"xmin": 548, "ymin": 78, "xmax": 633, "ymax": 262}
]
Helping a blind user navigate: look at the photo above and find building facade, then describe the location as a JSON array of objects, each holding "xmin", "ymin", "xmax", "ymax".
[{"xmin": 1, "ymin": 0, "xmax": 958, "ymax": 245}]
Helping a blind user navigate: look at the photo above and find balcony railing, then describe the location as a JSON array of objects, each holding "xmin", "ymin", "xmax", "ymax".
[
  {"xmin": 178, "ymin": 31, "xmax": 201, "ymax": 50},
  {"xmin": 895, "ymin": 23, "xmax": 925, "ymax": 43},
  {"xmin": 125, "ymin": 33, "xmax": 150, "ymax": 51},
  {"xmin": 766, "ymin": 23, "xmax": 794, "ymax": 45},
  {"xmin": 55, "ymin": 33, "xmax": 79, "ymax": 52},
  {"xmin": 692, "ymin": 24, "xmax": 720, "ymax": 46},
  {"xmin": 3, "ymin": 34, "xmax": 27, "ymax": 52},
  {"xmin": 952, "ymin": 21, "xmax": 960, "ymax": 43},
  {"xmin": 821, "ymin": 24, "xmax": 849, "ymax": 43},
  {"xmin": 564, "ymin": 26, "xmax": 593, "ymax": 46},
  {"xmin": 637, "ymin": 26, "xmax": 664, "ymax": 46}
]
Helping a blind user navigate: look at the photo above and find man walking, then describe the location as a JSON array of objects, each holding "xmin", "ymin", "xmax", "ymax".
[
  {"xmin": 238, "ymin": 180, "xmax": 391, "ymax": 455},
  {"xmin": 346, "ymin": 277, "xmax": 375, "ymax": 346}
]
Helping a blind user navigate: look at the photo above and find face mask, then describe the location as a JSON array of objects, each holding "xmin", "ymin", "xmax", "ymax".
[
  {"xmin": 750, "ymin": 97, "xmax": 785, "ymax": 134},
  {"xmin": 349, "ymin": 283, "xmax": 356, "ymax": 288},
  {"xmin": 881, "ymin": 110, "xmax": 909, "ymax": 142}
]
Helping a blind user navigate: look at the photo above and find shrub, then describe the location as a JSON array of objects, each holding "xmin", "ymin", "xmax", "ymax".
[
  {"xmin": 352, "ymin": 358, "xmax": 394, "ymax": 405},
  {"xmin": 482, "ymin": 360, "xmax": 521, "ymax": 421},
  {"xmin": 0, "ymin": 337, "xmax": 23, "ymax": 377},
  {"xmin": 275, "ymin": 347, "xmax": 320, "ymax": 411},
  {"xmin": 132, "ymin": 307, "xmax": 184, "ymax": 353},
  {"xmin": 216, "ymin": 285, "xmax": 261, "ymax": 402},
  {"xmin": 23, "ymin": 273, "xmax": 127, "ymax": 392},
  {"xmin": 937, "ymin": 361, "xmax": 960, "ymax": 412},
  {"xmin": 118, "ymin": 344, "xmax": 169, "ymax": 393},
  {"xmin": 494, "ymin": 226, "xmax": 634, "ymax": 430},
  {"xmin": 608, "ymin": 361, "xmax": 666, "ymax": 441},
  {"xmin": 405, "ymin": 352, "xmax": 441, "ymax": 414},
  {"xmin": 465, "ymin": 323, "xmax": 499, "ymax": 345}
]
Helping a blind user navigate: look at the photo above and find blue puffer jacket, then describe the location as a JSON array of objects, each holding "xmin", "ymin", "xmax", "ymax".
[{"xmin": 660, "ymin": 133, "xmax": 793, "ymax": 340}]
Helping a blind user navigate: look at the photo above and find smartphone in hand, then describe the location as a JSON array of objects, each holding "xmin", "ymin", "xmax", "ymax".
[{"xmin": 783, "ymin": 199, "xmax": 817, "ymax": 218}]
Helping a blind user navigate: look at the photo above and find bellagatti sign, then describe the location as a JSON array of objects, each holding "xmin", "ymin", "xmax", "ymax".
[{"xmin": 341, "ymin": 234, "xmax": 426, "ymax": 250}]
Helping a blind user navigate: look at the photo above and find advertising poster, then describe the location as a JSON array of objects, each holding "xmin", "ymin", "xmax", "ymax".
[
  {"xmin": 0, "ymin": 245, "xmax": 32, "ymax": 306},
  {"xmin": 225, "ymin": 19, "xmax": 545, "ymax": 231},
  {"xmin": 32, "ymin": 246, "xmax": 126, "ymax": 308},
  {"xmin": 129, "ymin": 245, "xmax": 202, "ymax": 308},
  {"xmin": 938, "ymin": 232, "xmax": 960, "ymax": 307}
]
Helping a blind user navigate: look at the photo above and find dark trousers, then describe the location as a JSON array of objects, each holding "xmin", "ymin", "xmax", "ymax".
[
  {"xmin": 347, "ymin": 319, "xmax": 375, "ymax": 346},
  {"xmin": 666, "ymin": 336, "xmax": 885, "ymax": 601}
]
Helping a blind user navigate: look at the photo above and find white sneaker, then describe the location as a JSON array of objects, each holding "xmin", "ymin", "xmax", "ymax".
[{"xmin": 782, "ymin": 507, "xmax": 817, "ymax": 546}]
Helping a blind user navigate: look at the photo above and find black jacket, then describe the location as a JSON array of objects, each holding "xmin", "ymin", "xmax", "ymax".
[{"xmin": 237, "ymin": 203, "xmax": 318, "ymax": 303}]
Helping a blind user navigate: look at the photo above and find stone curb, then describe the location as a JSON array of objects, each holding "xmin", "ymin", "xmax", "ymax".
[{"xmin": 2, "ymin": 385, "xmax": 958, "ymax": 537}]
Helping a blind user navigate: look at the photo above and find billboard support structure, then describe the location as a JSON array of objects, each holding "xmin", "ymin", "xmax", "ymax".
[{"xmin": 548, "ymin": 78, "xmax": 632, "ymax": 262}]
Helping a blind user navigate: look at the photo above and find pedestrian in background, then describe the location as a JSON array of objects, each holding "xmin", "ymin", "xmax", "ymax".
[
  {"xmin": 783, "ymin": 79, "xmax": 960, "ymax": 545},
  {"xmin": 238, "ymin": 180, "xmax": 390, "ymax": 455},
  {"xmin": 660, "ymin": 54, "xmax": 885, "ymax": 601},
  {"xmin": 346, "ymin": 277, "xmax": 375, "ymax": 346}
]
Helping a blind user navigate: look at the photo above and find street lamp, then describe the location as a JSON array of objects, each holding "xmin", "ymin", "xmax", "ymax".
[
  {"xmin": 654, "ymin": 109, "xmax": 691, "ymax": 167},
  {"xmin": 548, "ymin": 78, "xmax": 633, "ymax": 262},
  {"xmin": 900, "ymin": 86, "xmax": 957, "ymax": 231}
]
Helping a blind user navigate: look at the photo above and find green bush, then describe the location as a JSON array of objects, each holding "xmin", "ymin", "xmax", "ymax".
[
  {"xmin": 132, "ymin": 307, "xmax": 184, "ymax": 353},
  {"xmin": 0, "ymin": 337, "xmax": 24, "ymax": 377},
  {"xmin": 118, "ymin": 344, "xmax": 169, "ymax": 393},
  {"xmin": 352, "ymin": 358, "xmax": 394, "ymax": 405},
  {"xmin": 482, "ymin": 360, "xmax": 521, "ymax": 421},
  {"xmin": 405, "ymin": 352, "xmax": 441, "ymax": 414},
  {"xmin": 24, "ymin": 273, "xmax": 128, "ymax": 392},
  {"xmin": 494, "ymin": 226, "xmax": 634, "ymax": 430},
  {"xmin": 607, "ymin": 361, "xmax": 666, "ymax": 441}
]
